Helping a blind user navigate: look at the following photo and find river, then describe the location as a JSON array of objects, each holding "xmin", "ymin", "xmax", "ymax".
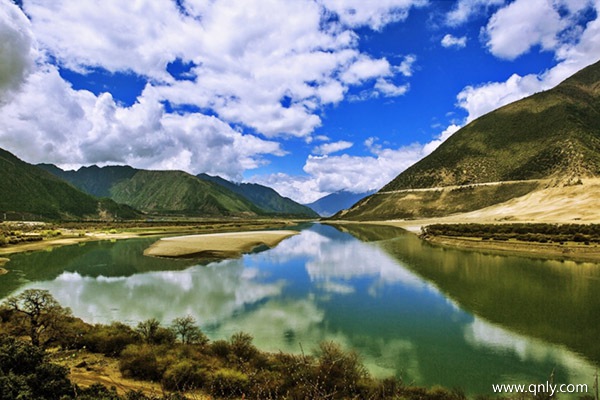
[{"xmin": 1, "ymin": 223, "xmax": 599, "ymax": 396}]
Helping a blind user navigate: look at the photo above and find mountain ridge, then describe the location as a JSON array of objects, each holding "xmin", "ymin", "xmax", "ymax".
[
  {"xmin": 197, "ymin": 173, "xmax": 318, "ymax": 218},
  {"xmin": 39, "ymin": 164, "xmax": 264, "ymax": 217},
  {"xmin": 1, "ymin": 149, "xmax": 138, "ymax": 220},
  {"xmin": 336, "ymin": 59, "xmax": 600, "ymax": 220}
]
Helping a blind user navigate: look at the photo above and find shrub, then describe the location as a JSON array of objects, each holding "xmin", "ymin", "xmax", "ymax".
[
  {"xmin": 315, "ymin": 341, "xmax": 369, "ymax": 398},
  {"xmin": 119, "ymin": 345, "xmax": 162, "ymax": 381},
  {"xmin": 161, "ymin": 360, "xmax": 209, "ymax": 392},
  {"xmin": 210, "ymin": 339, "xmax": 231, "ymax": 359},
  {"xmin": 0, "ymin": 334, "xmax": 73, "ymax": 399},
  {"xmin": 210, "ymin": 368, "xmax": 250, "ymax": 398},
  {"xmin": 83, "ymin": 322, "xmax": 140, "ymax": 356}
]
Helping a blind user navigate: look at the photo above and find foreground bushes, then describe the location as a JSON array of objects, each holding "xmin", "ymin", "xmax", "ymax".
[{"xmin": 0, "ymin": 290, "xmax": 556, "ymax": 399}]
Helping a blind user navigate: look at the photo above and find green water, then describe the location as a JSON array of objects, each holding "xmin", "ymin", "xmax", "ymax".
[{"xmin": 1, "ymin": 223, "xmax": 598, "ymax": 396}]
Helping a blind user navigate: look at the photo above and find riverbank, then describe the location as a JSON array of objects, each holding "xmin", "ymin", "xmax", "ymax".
[
  {"xmin": 144, "ymin": 230, "xmax": 299, "ymax": 258},
  {"xmin": 0, "ymin": 219, "xmax": 302, "ymax": 265},
  {"xmin": 425, "ymin": 234, "xmax": 600, "ymax": 262},
  {"xmin": 327, "ymin": 220, "xmax": 600, "ymax": 262}
]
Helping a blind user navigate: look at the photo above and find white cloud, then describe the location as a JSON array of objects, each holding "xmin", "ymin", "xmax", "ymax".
[
  {"xmin": 22, "ymin": 0, "xmax": 196, "ymax": 80},
  {"xmin": 250, "ymin": 125, "xmax": 460, "ymax": 203},
  {"xmin": 446, "ymin": 0, "xmax": 505, "ymax": 26},
  {"xmin": 312, "ymin": 140, "xmax": 353, "ymax": 155},
  {"xmin": 483, "ymin": 0, "xmax": 565, "ymax": 60},
  {"xmin": 0, "ymin": 0, "xmax": 426, "ymax": 178},
  {"xmin": 483, "ymin": 0, "xmax": 594, "ymax": 60},
  {"xmin": 457, "ymin": 0, "xmax": 600, "ymax": 122},
  {"xmin": 340, "ymin": 55, "xmax": 392, "ymax": 85},
  {"xmin": 318, "ymin": 0, "xmax": 427, "ymax": 30},
  {"xmin": 0, "ymin": 0, "xmax": 36, "ymax": 101},
  {"xmin": 395, "ymin": 54, "xmax": 417, "ymax": 77},
  {"xmin": 0, "ymin": 65, "xmax": 284, "ymax": 180},
  {"xmin": 374, "ymin": 78, "xmax": 410, "ymax": 97},
  {"xmin": 441, "ymin": 34, "xmax": 467, "ymax": 48}
]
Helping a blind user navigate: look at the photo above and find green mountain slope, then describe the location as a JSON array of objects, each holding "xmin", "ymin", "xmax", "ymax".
[
  {"xmin": 111, "ymin": 170, "xmax": 263, "ymax": 215},
  {"xmin": 0, "ymin": 148, "xmax": 138, "ymax": 220},
  {"xmin": 338, "ymin": 60, "xmax": 600, "ymax": 220},
  {"xmin": 41, "ymin": 165, "xmax": 264, "ymax": 216},
  {"xmin": 383, "ymin": 60, "xmax": 600, "ymax": 191},
  {"xmin": 38, "ymin": 164, "xmax": 137, "ymax": 198},
  {"xmin": 197, "ymin": 173, "xmax": 319, "ymax": 218}
]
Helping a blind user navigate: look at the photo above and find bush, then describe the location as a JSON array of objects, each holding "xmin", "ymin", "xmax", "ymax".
[
  {"xmin": 229, "ymin": 331, "xmax": 259, "ymax": 364},
  {"xmin": 83, "ymin": 322, "xmax": 140, "ymax": 356},
  {"xmin": 210, "ymin": 339, "xmax": 231, "ymax": 359},
  {"xmin": 210, "ymin": 368, "xmax": 250, "ymax": 398},
  {"xmin": 161, "ymin": 360, "xmax": 209, "ymax": 392},
  {"xmin": 315, "ymin": 341, "xmax": 369, "ymax": 398},
  {"xmin": 119, "ymin": 345, "xmax": 162, "ymax": 381}
]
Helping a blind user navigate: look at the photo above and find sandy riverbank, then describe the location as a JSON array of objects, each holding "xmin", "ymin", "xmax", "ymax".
[{"xmin": 144, "ymin": 230, "xmax": 299, "ymax": 258}]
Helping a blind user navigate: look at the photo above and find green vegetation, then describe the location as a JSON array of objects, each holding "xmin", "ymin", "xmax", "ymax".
[
  {"xmin": 0, "ymin": 148, "xmax": 138, "ymax": 220},
  {"xmin": 422, "ymin": 223, "xmax": 600, "ymax": 244},
  {"xmin": 197, "ymin": 173, "xmax": 319, "ymax": 218},
  {"xmin": 40, "ymin": 165, "xmax": 319, "ymax": 218},
  {"xmin": 342, "ymin": 60, "xmax": 600, "ymax": 220},
  {"xmin": 382, "ymin": 61, "xmax": 600, "ymax": 191},
  {"xmin": 336, "ymin": 181, "xmax": 538, "ymax": 220},
  {"xmin": 0, "ymin": 289, "xmax": 531, "ymax": 400}
]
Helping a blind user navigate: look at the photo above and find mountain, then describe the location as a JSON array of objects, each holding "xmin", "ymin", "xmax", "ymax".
[
  {"xmin": 40, "ymin": 165, "xmax": 264, "ymax": 216},
  {"xmin": 197, "ymin": 173, "xmax": 319, "ymax": 218},
  {"xmin": 38, "ymin": 164, "xmax": 137, "ymax": 198},
  {"xmin": 305, "ymin": 190, "xmax": 374, "ymax": 217},
  {"xmin": 0, "ymin": 148, "xmax": 138, "ymax": 220},
  {"xmin": 337, "ymin": 59, "xmax": 600, "ymax": 220}
]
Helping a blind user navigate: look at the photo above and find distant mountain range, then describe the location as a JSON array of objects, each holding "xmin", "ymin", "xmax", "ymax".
[
  {"xmin": 37, "ymin": 164, "xmax": 315, "ymax": 218},
  {"xmin": 197, "ymin": 174, "xmax": 318, "ymax": 218},
  {"xmin": 304, "ymin": 190, "xmax": 374, "ymax": 217},
  {"xmin": 0, "ymin": 149, "xmax": 138, "ymax": 220},
  {"xmin": 337, "ymin": 59, "xmax": 600, "ymax": 220}
]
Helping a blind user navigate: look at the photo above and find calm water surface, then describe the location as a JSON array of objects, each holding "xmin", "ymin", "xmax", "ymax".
[{"xmin": 2, "ymin": 223, "xmax": 599, "ymax": 396}]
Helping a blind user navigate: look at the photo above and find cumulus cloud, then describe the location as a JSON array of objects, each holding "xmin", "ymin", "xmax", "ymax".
[
  {"xmin": 441, "ymin": 34, "xmax": 467, "ymax": 48},
  {"xmin": 0, "ymin": 0, "xmax": 425, "ymax": 179},
  {"xmin": 483, "ymin": 0, "xmax": 595, "ymax": 60},
  {"xmin": 0, "ymin": 65, "xmax": 284, "ymax": 179},
  {"xmin": 0, "ymin": 0, "xmax": 35, "ymax": 101},
  {"xmin": 395, "ymin": 54, "xmax": 417, "ymax": 77},
  {"xmin": 483, "ymin": 0, "xmax": 564, "ymax": 60},
  {"xmin": 250, "ymin": 126, "xmax": 461, "ymax": 203},
  {"xmin": 16, "ymin": 0, "xmax": 420, "ymax": 141},
  {"xmin": 312, "ymin": 140, "xmax": 353, "ymax": 155},
  {"xmin": 318, "ymin": 0, "xmax": 427, "ymax": 30},
  {"xmin": 457, "ymin": 0, "xmax": 600, "ymax": 122},
  {"xmin": 446, "ymin": 0, "xmax": 505, "ymax": 26}
]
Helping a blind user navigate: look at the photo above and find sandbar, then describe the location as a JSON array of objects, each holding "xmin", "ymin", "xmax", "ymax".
[{"xmin": 144, "ymin": 230, "xmax": 299, "ymax": 259}]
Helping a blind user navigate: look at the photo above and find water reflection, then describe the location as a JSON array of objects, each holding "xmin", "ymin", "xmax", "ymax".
[{"xmin": 2, "ymin": 223, "xmax": 598, "ymax": 395}]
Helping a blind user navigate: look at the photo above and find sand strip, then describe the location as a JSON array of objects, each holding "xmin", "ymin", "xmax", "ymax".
[{"xmin": 144, "ymin": 230, "xmax": 299, "ymax": 259}]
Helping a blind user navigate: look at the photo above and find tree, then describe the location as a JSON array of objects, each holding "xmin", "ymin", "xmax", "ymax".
[
  {"xmin": 171, "ymin": 315, "xmax": 207, "ymax": 345},
  {"xmin": 3, "ymin": 289, "xmax": 71, "ymax": 347},
  {"xmin": 135, "ymin": 318, "xmax": 175, "ymax": 345},
  {"xmin": 0, "ymin": 334, "xmax": 73, "ymax": 399}
]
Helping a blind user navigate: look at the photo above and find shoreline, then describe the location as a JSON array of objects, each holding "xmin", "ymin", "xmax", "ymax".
[
  {"xmin": 144, "ymin": 230, "xmax": 299, "ymax": 258},
  {"xmin": 327, "ymin": 220, "xmax": 600, "ymax": 262},
  {"xmin": 0, "ymin": 219, "xmax": 303, "ymax": 267},
  {"xmin": 424, "ymin": 235, "xmax": 600, "ymax": 262}
]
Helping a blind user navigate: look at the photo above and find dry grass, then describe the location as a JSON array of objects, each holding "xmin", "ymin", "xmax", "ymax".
[{"xmin": 51, "ymin": 349, "xmax": 211, "ymax": 399}]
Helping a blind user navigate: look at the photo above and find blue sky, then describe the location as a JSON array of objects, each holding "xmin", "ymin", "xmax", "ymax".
[{"xmin": 0, "ymin": 0, "xmax": 599, "ymax": 202}]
